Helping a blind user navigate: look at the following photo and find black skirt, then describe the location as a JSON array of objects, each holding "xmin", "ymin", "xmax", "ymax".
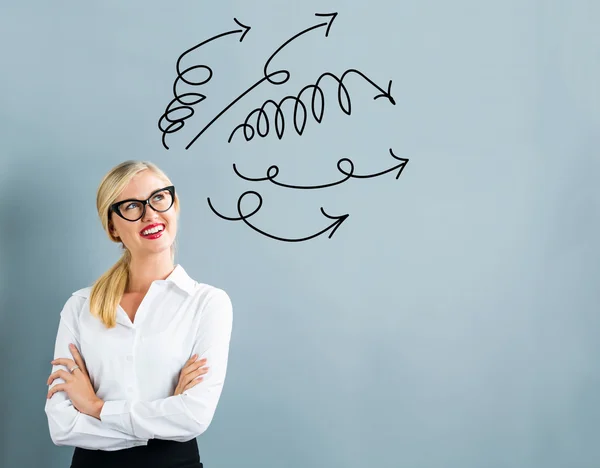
[{"xmin": 70, "ymin": 438, "xmax": 203, "ymax": 468}]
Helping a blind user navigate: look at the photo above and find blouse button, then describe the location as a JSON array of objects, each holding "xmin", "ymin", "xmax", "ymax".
[{"xmin": 126, "ymin": 355, "xmax": 133, "ymax": 362}]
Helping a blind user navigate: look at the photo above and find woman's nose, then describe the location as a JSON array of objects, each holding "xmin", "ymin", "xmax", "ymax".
[{"xmin": 142, "ymin": 205, "xmax": 160, "ymax": 222}]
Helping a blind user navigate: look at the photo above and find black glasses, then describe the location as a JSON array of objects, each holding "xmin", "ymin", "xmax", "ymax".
[{"xmin": 109, "ymin": 186, "xmax": 175, "ymax": 222}]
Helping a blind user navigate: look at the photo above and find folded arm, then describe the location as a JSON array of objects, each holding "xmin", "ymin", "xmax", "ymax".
[
  {"xmin": 44, "ymin": 297, "xmax": 149, "ymax": 450},
  {"xmin": 99, "ymin": 289, "xmax": 233, "ymax": 442}
]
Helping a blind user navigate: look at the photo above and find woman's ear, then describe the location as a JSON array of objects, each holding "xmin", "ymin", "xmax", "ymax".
[{"xmin": 109, "ymin": 223, "xmax": 118, "ymax": 238}]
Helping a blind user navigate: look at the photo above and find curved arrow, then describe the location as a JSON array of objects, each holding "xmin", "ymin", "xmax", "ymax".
[
  {"xmin": 176, "ymin": 17, "xmax": 251, "ymax": 79},
  {"xmin": 228, "ymin": 68, "xmax": 395, "ymax": 143},
  {"xmin": 340, "ymin": 69, "xmax": 395, "ymax": 105},
  {"xmin": 207, "ymin": 191, "xmax": 349, "ymax": 242},
  {"xmin": 185, "ymin": 12, "xmax": 338, "ymax": 149},
  {"xmin": 263, "ymin": 12, "xmax": 337, "ymax": 85},
  {"xmin": 159, "ymin": 18, "xmax": 251, "ymax": 149},
  {"xmin": 232, "ymin": 148, "xmax": 408, "ymax": 189},
  {"xmin": 338, "ymin": 148, "xmax": 407, "ymax": 179}
]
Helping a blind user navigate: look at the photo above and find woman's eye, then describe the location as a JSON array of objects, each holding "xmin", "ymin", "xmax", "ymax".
[{"xmin": 153, "ymin": 194, "xmax": 164, "ymax": 201}]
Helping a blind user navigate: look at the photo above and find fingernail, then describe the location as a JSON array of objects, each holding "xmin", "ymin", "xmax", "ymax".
[{"xmin": 69, "ymin": 344, "xmax": 74, "ymax": 348}]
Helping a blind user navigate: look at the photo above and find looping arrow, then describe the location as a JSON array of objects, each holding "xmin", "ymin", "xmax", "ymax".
[
  {"xmin": 158, "ymin": 18, "xmax": 251, "ymax": 149},
  {"xmin": 228, "ymin": 69, "xmax": 395, "ymax": 143},
  {"xmin": 232, "ymin": 148, "xmax": 408, "ymax": 189},
  {"xmin": 207, "ymin": 191, "xmax": 349, "ymax": 242}
]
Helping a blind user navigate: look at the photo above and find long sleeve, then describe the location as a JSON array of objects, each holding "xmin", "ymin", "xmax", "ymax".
[
  {"xmin": 99, "ymin": 289, "xmax": 233, "ymax": 442},
  {"xmin": 44, "ymin": 296, "xmax": 149, "ymax": 450}
]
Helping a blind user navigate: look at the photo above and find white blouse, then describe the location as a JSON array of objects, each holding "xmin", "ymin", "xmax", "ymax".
[{"xmin": 44, "ymin": 264, "xmax": 233, "ymax": 451}]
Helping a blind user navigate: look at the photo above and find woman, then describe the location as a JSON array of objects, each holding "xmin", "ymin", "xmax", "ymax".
[{"xmin": 44, "ymin": 160, "xmax": 233, "ymax": 468}]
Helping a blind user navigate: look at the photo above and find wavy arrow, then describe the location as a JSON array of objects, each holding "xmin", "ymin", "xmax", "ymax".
[
  {"xmin": 206, "ymin": 191, "xmax": 349, "ymax": 242},
  {"xmin": 185, "ymin": 12, "xmax": 338, "ymax": 149},
  {"xmin": 158, "ymin": 18, "xmax": 251, "ymax": 149},
  {"xmin": 232, "ymin": 148, "xmax": 408, "ymax": 189},
  {"xmin": 228, "ymin": 68, "xmax": 395, "ymax": 142}
]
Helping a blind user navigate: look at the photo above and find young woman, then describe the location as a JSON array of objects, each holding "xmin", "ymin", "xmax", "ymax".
[{"xmin": 44, "ymin": 161, "xmax": 233, "ymax": 468}]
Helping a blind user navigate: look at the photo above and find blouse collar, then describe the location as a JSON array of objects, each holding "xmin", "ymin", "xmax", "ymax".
[{"xmin": 163, "ymin": 264, "xmax": 196, "ymax": 296}]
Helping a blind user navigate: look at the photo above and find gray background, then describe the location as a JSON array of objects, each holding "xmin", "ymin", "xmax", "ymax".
[{"xmin": 1, "ymin": 1, "xmax": 599, "ymax": 467}]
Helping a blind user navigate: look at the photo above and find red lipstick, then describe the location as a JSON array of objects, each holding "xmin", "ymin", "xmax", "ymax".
[{"xmin": 139, "ymin": 223, "xmax": 165, "ymax": 239}]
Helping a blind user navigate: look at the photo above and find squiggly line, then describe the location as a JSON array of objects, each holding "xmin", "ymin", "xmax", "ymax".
[
  {"xmin": 228, "ymin": 69, "xmax": 394, "ymax": 142},
  {"xmin": 185, "ymin": 12, "xmax": 338, "ymax": 149},
  {"xmin": 206, "ymin": 191, "xmax": 349, "ymax": 242},
  {"xmin": 232, "ymin": 148, "xmax": 407, "ymax": 189},
  {"xmin": 158, "ymin": 18, "xmax": 251, "ymax": 149}
]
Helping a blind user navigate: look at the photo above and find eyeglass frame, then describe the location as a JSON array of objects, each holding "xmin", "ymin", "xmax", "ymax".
[{"xmin": 109, "ymin": 185, "xmax": 176, "ymax": 222}]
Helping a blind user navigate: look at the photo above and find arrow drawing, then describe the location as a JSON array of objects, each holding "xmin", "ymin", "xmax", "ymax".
[
  {"xmin": 262, "ymin": 12, "xmax": 337, "ymax": 86},
  {"xmin": 232, "ymin": 148, "xmax": 408, "ymax": 189},
  {"xmin": 185, "ymin": 12, "xmax": 338, "ymax": 149},
  {"xmin": 158, "ymin": 10, "xmax": 407, "ymax": 243},
  {"xmin": 207, "ymin": 191, "xmax": 349, "ymax": 242},
  {"xmin": 158, "ymin": 18, "xmax": 251, "ymax": 149},
  {"xmin": 228, "ymin": 69, "xmax": 394, "ymax": 142}
]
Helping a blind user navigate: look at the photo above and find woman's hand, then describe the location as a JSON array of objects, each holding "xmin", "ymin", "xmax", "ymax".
[
  {"xmin": 174, "ymin": 354, "xmax": 209, "ymax": 396},
  {"xmin": 47, "ymin": 343, "xmax": 104, "ymax": 419}
]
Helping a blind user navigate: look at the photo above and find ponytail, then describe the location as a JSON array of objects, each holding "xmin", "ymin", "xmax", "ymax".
[{"xmin": 89, "ymin": 249, "xmax": 131, "ymax": 329}]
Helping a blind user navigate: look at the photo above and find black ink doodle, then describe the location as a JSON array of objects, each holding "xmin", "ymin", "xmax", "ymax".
[
  {"xmin": 159, "ymin": 12, "xmax": 405, "ymax": 242},
  {"xmin": 185, "ymin": 12, "xmax": 339, "ymax": 149},
  {"xmin": 207, "ymin": 191, "xmax": 349, "ymax": 242},
  {"xmin": 228, "ymin": 70, "xmax": 395, "ymax": 142},
  {"xmin": 158, "ymin": 18, "xmax": 251, "ymax": 149},
  {"xmin": 262, "ymin": 13, "xmax": 338, "ymax": 86},
  {"xmin": 232, "ymin": 148, "xmax": 407, "ymax": 189}
]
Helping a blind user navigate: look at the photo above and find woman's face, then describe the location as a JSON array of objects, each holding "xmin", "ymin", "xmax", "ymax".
[{"xmin": 109, "ymin": 170, "xmax": 178, "ymax": 259}]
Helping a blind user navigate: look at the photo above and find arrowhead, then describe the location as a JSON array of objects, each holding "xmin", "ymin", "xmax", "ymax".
[
  {"xmin": 386, "ymin": 80, "xmax": 395, "ymax": 105},
  {"xmin": 233, "ymin": 18, "xmax": 251, "ymax": 42},
  {"xmin": 395, "ymin": 161, "xmax": 408, "ymax": 179},
  {"xmin": 374, "ymin": 80, "xmax": 395, "ymax": 105},
  {"xmin": 389, "ymin": 148, "xmax": 409, "ymax": 179},
  {"xmin": 320, "ymin": 207, "xmax": 349, "ymax": 238},
  {"xmin": 315, "ymin": 12, "xmax": 338, "ymax": 37}
]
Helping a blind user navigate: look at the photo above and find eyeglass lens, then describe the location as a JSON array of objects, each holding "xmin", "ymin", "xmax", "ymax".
[{"xmin": 119, "ymin": 189, "xmax": 173, "ymax": 221}]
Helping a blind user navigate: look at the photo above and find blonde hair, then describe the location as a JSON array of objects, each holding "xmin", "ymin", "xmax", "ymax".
[{"xmin": 89, "ymin": 161, "xmax": 180, "ymax": 328}]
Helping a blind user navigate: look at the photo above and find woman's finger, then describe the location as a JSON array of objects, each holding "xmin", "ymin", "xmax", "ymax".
[
  {"xmin": 68, "ymin": 344, "xmax": 88, "ymax": 374},
  {"xmin": 51, "ymin": 357, "xmax": 76, "ymax": 369},
  {"xmin": 174, "ymin": 356, "xmax": 207, "ymax": 395},
  {"xmin": 183, "ymin": 377, "xmax": 203, "ymax": 392},
  {"xmin": 185, "ymin": 367, "xmax": 208, "ymax": 387},
  {"xmin": 182, "ymin": 358, "xmax": 207, "ymax": 378},
  {"xmin": 180, "ymin": 354, "xmax": 198, "ymax": 373},
  {"xmin": 47, "ymin": 383, "xmax": 66, "ymax": 399},
  {"xmin": 176, "ymin": 368, "xmax": 205, "ymax": 395},
  {"xmin": 183, "ymin": 355, "xmax": 204, "ymax": 371},
  {"xmin": 186, "ymin": 354, "xmax": 198, "ymax": 366},
  {"xmin": 47, "ymin": 369, "xmax": 73, "ymax": 385}
]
